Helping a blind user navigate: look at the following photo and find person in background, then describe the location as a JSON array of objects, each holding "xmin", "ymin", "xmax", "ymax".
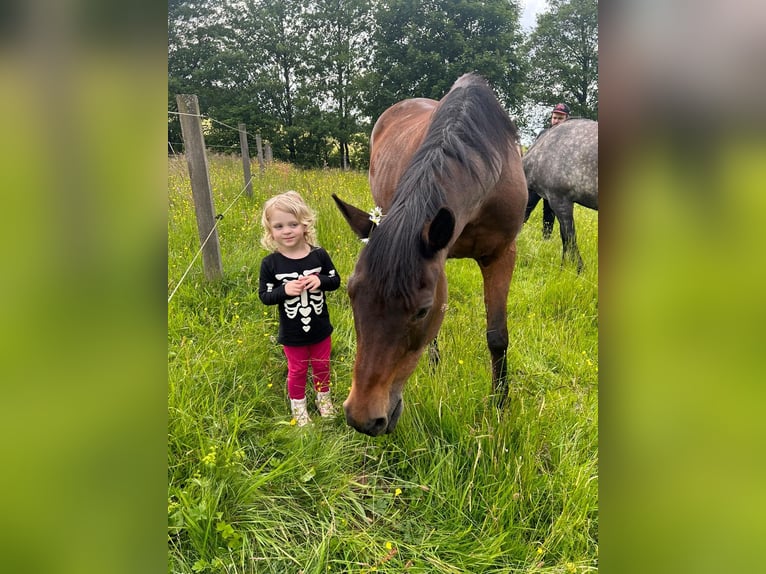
[
  {"xmin": 258, "ymin": 191, "xmax": 341, "ymax": 427},
  {"xmin": 549, "ymin": 102, "xmax": 570, "ymax": 127},
  {"xmin": 524, "ymin": 103, "xmax": 571, "ymax": 237}
]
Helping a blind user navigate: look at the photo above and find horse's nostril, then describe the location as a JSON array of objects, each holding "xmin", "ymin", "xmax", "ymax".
[
  {"xmin": 367, "ymin": 417, "xmax": 388, "ymax": 436},
  {"xmin": 345, "ymin": 409, "xmax": 388, "ymax": 436}
]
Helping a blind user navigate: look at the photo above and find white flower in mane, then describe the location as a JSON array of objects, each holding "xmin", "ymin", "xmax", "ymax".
[
  {"xmin": 361, "ymin": 206, "xmax": 385, "ymax": 243},
  {"xmin": 369, "ymin": 206, "xmax": 384, "ymax": 225}
]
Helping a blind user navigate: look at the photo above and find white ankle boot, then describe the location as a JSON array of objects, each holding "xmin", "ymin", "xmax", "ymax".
[
  {"xmin": 290, "ymin": 398, "xmax": 311, "ymax": 427},
  {"xmin": 315, "ymin": 391, "xmax": 336, "ymax": 417}
]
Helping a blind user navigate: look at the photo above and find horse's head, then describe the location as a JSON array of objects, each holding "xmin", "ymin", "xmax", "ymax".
[{"xmin": 333, "ymin": 194, "xmax": 454, "ymax": 435}]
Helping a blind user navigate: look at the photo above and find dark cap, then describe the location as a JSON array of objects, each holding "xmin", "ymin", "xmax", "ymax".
[{"xmin": 551, "ymin": 103, "xmax": 570, "ymax": 115}]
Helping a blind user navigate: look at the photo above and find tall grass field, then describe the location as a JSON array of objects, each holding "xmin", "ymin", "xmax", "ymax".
[{"xmin": 168, "ymin": 155, "xmax": 598, "ymax": 573}]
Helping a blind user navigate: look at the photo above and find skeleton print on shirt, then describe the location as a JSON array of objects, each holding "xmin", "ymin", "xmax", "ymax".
[
  {"xmin": 266, "ymin": 266, "xmax": 335, "ymax": 332},
  {"xmin": 259, "ymin": 246, "xmax": 340, "ymax": 346}
]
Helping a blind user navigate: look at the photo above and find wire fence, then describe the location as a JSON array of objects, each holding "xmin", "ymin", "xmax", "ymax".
[
  {"xmin": 167, "ymin": 107, "xmax": 267, "ymax": 302},
  {"xmin": 167, "ymin": 107, "xmax": 598, "ymax": 303},
  {"xmin": 167, "ymin": 173, "xmax": 256, "ymax": 304}
]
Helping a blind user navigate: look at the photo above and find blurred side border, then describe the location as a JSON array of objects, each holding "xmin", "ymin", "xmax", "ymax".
[
  {"xmin": 0, "ymin": 1, "xmax": 167, "ymax": 573},
  {"xmin": 600, "ymin": 0, "xmax": 766, "ymax": 572}
]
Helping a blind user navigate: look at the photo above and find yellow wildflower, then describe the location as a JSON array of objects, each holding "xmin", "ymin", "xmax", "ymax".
[{"xmin": 202, "ymin": 446, "xmax": 217, "ymax": 467}]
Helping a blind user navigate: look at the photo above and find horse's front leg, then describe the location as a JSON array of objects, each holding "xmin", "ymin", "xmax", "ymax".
[{"xmin": 478, "ymin": 241, "xmax": 517, "ymax": 408}]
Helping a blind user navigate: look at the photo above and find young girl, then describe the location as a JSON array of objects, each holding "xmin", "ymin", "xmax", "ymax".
[{"xmin": 258, "ymin": 191, "xmax": 341, "ymax": 426}]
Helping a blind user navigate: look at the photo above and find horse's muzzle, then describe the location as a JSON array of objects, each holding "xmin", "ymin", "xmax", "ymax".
[{"xmin": 344, "ymin": 396, "xmax": 404, "ymax": 436}]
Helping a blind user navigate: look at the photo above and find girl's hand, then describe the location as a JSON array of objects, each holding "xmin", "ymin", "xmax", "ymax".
[
  {"xmin": 284, "ymin": 280, "xmax": 305, "ymax": 296},
  {"xmin": 301, "ymin": 274, "xmax": 320, "ymax": 291}
]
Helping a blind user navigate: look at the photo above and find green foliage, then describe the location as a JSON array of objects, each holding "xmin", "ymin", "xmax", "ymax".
[
  {"xmin": 523, "ymin": 0, "xmax": 599, "ymax": 119},
  {"xmin": 363, "ymin": 0, "xmax": 527, "ymax": 120},
  {"xmin": 305, "ymin": 0, "xmax": 374, "ymax": 168},
  {"xmin": 168, "ymin": 156, "xmax": 598, "ymax": 572},
  {"xmin": 169, "ymin": 0, "xmax": 374, "ymax": 168},
  {"xmin": 169, "ymin": 0, "xmax": 600, "ymax": 164}
]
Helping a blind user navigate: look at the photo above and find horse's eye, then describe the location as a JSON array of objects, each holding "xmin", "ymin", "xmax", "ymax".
[{"xmin": 413, "ymin": 306, "xmax": 430, "ymax": 321}]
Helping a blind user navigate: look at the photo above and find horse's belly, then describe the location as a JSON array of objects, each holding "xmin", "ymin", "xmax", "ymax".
[
  {"xmin": 577, "ymin": 193, "xmax": 598, "ymax": 210},
  {"xmin": 449, "ymin": 222, "xmax": 519, "ymax": 260}
]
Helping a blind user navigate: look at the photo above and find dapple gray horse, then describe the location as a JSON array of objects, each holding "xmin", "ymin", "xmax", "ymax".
[{"xmin": 523, "ymin": 119, "xmax": 598, "ymax": 271}]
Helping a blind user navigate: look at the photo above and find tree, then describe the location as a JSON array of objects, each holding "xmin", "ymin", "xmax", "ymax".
[
  {"xmin": 523, "ymin": 0, "xmax": 598, "ymax": 120},
  {"xmin": 363, "ymin": 0, "xmax": 526, "ymax": 122},
  {"xmin": 236, "ymin": 0, "xmax": 315, "ymax": 162},
  {"xmin": 168, "ymin": 0, "xmax": 232, "ymax": 152},
  {"xmin": 169, "ymin": 0, "xmax": 322, "ymax": 164},
  {"xmin": 304, "ymin": 0, "xmax": 373, "ymax": 169},
  {"xmin": 167, "ymin": 0, "xmax": 530, "ymax": 166}
]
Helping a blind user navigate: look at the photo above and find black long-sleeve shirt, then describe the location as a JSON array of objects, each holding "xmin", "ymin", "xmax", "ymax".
[{"xmin": 258, "ymin": 246, "xmax": 341, "ymax": 346}]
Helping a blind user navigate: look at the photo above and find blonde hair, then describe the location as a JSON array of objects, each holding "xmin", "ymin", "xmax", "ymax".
[{"xmin": 260, "ymin": 190, "xmax": 318, "ymax": 251}]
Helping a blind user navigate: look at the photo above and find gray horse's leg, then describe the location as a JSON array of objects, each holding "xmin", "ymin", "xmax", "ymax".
[
  {"xmin": 547, "ymin": 196, "xmax": 583, "ymax": 272},
  {"xmin": 427, "ymin": 338, "xmax": 440, "ymax": 368},
  {"xmin": 542, "ymin": 200, "xmax": 555, "ymax": 238}
]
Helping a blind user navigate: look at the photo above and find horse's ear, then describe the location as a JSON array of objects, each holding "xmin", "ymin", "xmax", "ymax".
[
  {"xmin": 332, "ymin": 194, "xmax": 376, "ymax": 239},
  {"xmin": 421, "ymin": 207, "xmax": 455, "ymax": 257}
]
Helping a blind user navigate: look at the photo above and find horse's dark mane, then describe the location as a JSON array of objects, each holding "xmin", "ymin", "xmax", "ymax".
[{"xmin": 364, "ymin": 73, "xmax": 518, "ymax": 302}]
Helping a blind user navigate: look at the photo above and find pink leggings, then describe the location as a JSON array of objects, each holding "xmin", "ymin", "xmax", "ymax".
[{"xmin": 283, "ymin": 336, "xmax": 332, "ymax": 400}]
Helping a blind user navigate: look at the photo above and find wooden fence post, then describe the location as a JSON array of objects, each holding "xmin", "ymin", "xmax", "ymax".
[
  {"xmin": 238, "ymin": 123, "xmax": 253, "ymax": 197},
  {"xmin": 265, "ymin": 142, "xmax": 273, "ymax": 163},
  {"xmin": 175, "ymin": 94, "xmax": 224, "ymax": 281},
  {"xmin": 255, "ymin": 133, "xmax": 265, "ymax": 174}
]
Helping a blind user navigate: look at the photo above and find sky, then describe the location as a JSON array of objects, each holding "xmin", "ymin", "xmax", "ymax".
[
  {"xmin": 519, "ymin": 0, "xmax": 549, "ymax": 31},
  {"xmin": 517, "ymin": 0, "xmax": 552, "ymax": 143}
]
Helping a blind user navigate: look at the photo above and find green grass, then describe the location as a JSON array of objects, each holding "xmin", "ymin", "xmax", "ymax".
[{"xmin": 168, "ymin": 154, "xmax": 598, "ymax": 573}]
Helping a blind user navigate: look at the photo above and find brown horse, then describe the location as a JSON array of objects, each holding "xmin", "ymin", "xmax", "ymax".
[{"xmin": 332, "ymin": 73, "xmax": 527, "ymax": 436}]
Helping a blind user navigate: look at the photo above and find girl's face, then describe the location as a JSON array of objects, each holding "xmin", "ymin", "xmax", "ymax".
[{"xmin": 268, "ymin": 208, "xmax": 307, "ymax": 250}]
